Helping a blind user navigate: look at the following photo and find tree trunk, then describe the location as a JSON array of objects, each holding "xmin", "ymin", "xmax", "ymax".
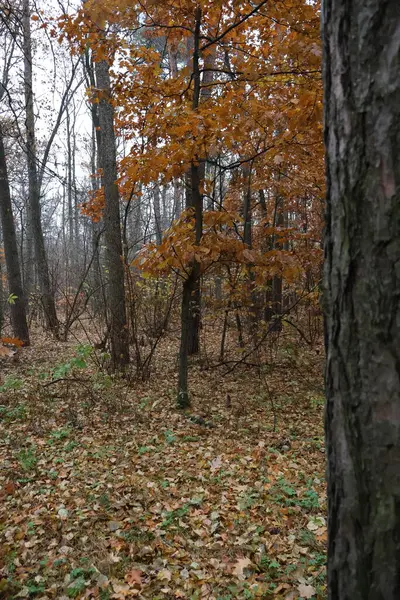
[
  {"xmin": 177, "ymin": 271, "xmax": 196, "ymax": 408},
  {"xmin": 186, "ymin": 158, "xmax": 202, "ymax": 358},
  {"xmin": 323, "ymin": 1, "xmax": 400, "ymax": 598},
  {"xmin": 66, "ymin": 105, "xmax": 79, "ymax": 275},
  {"xmin": 95, "ymin": 58, "xmax": 129, "ymax": 369},
  {"xmin": 161, "ymin": 185, "xmax": 168, "ymax": 231},
  {"xmin": 181, "ymin": 20, "xmax": 215, "ymax": 359},
  {"xmin": 242, "ymin": 163, "xmax": 258, "ymax": 328},
  {"xmin": 0, "ymin": 125, "xmax": 30, "ymax": 345},
  {"xmin": 83, "ymin": 49, "xmax": 104, "ymax": 316},
  {"xmin": 168, "ymin": 40, "xmax": 182, "ymax": 223},
  {"xmin": 23, "ymin": 192, "xmax": 34, "ymax": 300},
  {"xmin": 22, "ymin": 0, "xmax": 59, "ymax": 336},
  {"xmin": 263, "ymin": 192, "xmax": 283, "ymax": 323},
  {"xmin": 153, "ymin": 184, "xmax": 162, "ymax": 245},
  {"xmin": 177, "ymin": 6, "xmax": 203, "ymax": 406}
]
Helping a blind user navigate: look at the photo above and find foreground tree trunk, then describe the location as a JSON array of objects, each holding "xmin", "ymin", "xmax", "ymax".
[
  {"xmin": 323, "ymin": 1, "xmax": 400, "ymax": 598},
  {"xmin": 0, "ymin": 126, "xmax": 30, "ymax": 345},
  {"xmin": 95, "ymin": 59, "xmax": 129, "ymax": 369},
  {"xmin": 22, "ymin": 0, "xmax": 59, "ymax": 336}
]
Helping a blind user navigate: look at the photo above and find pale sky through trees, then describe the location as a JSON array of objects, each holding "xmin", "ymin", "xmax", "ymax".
[{"xmin": 3, "ymin": 0, "xmax": 90, "ymax": 215}]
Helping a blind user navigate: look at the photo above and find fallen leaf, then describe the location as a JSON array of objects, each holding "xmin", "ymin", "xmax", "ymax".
[
  {"xmin": 157, "ymin": 568, "xmax": 172, "ymax": 581},
  {"xmin": 125, "ymin": 569, "xmax": 143, "ymax": 587},
  {"xmin": 96, "ymin": 573, "xmax": 109, "ymax": 588},
  {"xmin": 297, "ymin": 583, "xmax": 316, "ymax": 598},
  {"xmin": 1, "ymin": 481, "xmax": 16, "ymax": 497},
  {"xmin": 284, "ymin": 591, "xmax": 298, "ymax": 600},
  {"xmin": 111, "ymin": 581, "xmax": 140, "ymax": 598},
  {"xmin": 232, "ymin": 557, "xmax": 252, "ymax": 580},
  {"xmin": 0, "ymin": 345, "xmax": 14, "ymax": 357},
  {"xmin": 307, "ymin": 516, "xmax": 326, "ymax": 531},
  {"xmin": 210, "ymin": 455, "xmax": 222, "ymax": 472},
  {"xmin": 108, "ymin": 520, "xmax": 122, "ymax": 532}
]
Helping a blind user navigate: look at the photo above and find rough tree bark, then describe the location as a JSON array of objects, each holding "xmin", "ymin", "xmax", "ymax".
[
  {"xmin": 0, "ymin": 125, "xmax": 30, "ymax": 345},
  {"xmin": 95, "ymin": 58, "xmax": 129, "ymax": 369},
  {"xmin": 323, "ymin": 1, "xmax": 400, "ymax": 598}
]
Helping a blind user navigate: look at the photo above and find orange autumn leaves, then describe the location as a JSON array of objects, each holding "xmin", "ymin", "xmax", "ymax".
[
  {"xmin": 135, "ymin": 208, "xmax": 319, "ymax": 290},
  {"xmin": 59, "ymin": 0, "xmax": 323, "ymax": 282}
]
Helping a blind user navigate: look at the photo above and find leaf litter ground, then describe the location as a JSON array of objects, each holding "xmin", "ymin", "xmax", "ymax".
[{"xmin": 0, "ymin": 331, "xmax": 326, "ymax": 600}]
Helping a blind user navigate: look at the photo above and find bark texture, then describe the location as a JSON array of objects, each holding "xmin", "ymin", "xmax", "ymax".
[
  {"xmin": 95, "ymin": 59, "xmax": 129, "ymax": 369},
  {"xmin": 323, "ymin": 1, "xmax": 400, "ymax": 598},
  {"xmin": 0, "ymin": 126, "xmax": 30, "ymax": 345}
]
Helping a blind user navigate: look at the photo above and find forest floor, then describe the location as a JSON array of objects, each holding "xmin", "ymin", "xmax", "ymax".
[{"xmin": 0, "ymin": 325, "xmax": 326, "ymax": 600}]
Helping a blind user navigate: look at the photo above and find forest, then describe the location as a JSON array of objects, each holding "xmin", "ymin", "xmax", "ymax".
[{"xmin": 1, "ymin": 0, "xmax": 397, "ymax": 598}]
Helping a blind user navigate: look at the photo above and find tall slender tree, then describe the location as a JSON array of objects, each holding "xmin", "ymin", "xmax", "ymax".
[
  {"xmin": 95, "ymin": 58, "xmax": 129, "ymax": 369},
  {"xmin": 22, "ymin": 0, "xmax": 59, "ymax": 335},
  {"xmin": 177, "ymin": 5, "xmax": 203, "ymax": 407},
  {"xmin": 0, "ymin": 8, "xmax": 29, "ymax": 344},
  {"xmin": 0, "ymin": 125, "xmax": 30, "ymax": 345},
  {"xmin": 323, "ymin": 1, "xmax": 400, "ymax": 598}
]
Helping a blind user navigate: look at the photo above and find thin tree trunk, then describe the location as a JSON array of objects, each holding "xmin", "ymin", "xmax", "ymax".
[
  {"xmin": 235, "ymin": 310, "xmax": 244, "ymax": 348},
  {"xmin": 83, "ymin": 50, "xmax": 104, "ymax": 316},
  {"xmin": 183, "ymin": 170, "xmax": 201, "ymax": 357},
  {"xmin": 323, "ymin": 1, "xmax": 400, "ymax": 598},
  {"xmin": 61, "ymin": 171, "xmax": 69, "ymax": 304},
  {"xmin": 271, "ymin": 199, "xmax": 283, "ymax": 319},
  {"xmin": 177, "ymin": 271, "xmax": 196, "ymax": 408},
  {"xmin": 131, "ymin": 187, "xmax": 142, "ymax": 254},
  {"xmin": 168, "ymin": 47, "xmax": 183, "ymax": 222},
  {"xmin": 66, "ymin": 105, "xmax": 79, "ymax": 276},
  {"xmin": 243, "ymin": 163, "xmax": 258, "ymax": 328},
  {"xmin": 219, "ymin": 309, "xmax": 228, "ymax": 362},
  {"xmin": 264, "ymin": 192, "xmax": 283, "ymax": 322},
  {"xmin": 177, "ymin": 6, "xmax": 203, "ymax": 406},
  {"xmin": 181, "ymin": 25, "xmax": 216, "ymax": 360},
  {"xmin": 22, "ymin": 0, "xmax": 58, "ymax": 336},
  {"xmin": 153, "ymin": 184, "xmax": 162, "ymax": 245},
  {"xmin": 90, "ymin": 127, "xmax": 103, "ymax": 317},
  {"xmin": 95, "ymin": 58, "xmax": 129, "ymax": 369},
  {"xmin": 23, "ymin": 199, "xmax": 34, "ymax": 299},
  {"xmin": 172, "ymin": 178, "xmax": 182, "ymax": 220},
  {"xmin": 161, "ymin": 185, "xmax": 168, "ymax": 231},
  {"xmin": 72, "ymin": 110, "xmax": 79, "ymax": 254},
  {"xmin": 0, "ymin": 125, "xmax": 30, "ymax": 345},
  {"xmin": 185, "ymin": 27, "xmax": 216, "ymax": 358}
]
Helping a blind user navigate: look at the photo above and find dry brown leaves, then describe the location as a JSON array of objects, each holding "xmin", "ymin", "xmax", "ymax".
[{"xmin": 0, "ymin": 329, "xmax": 326, "ymax": 599}]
